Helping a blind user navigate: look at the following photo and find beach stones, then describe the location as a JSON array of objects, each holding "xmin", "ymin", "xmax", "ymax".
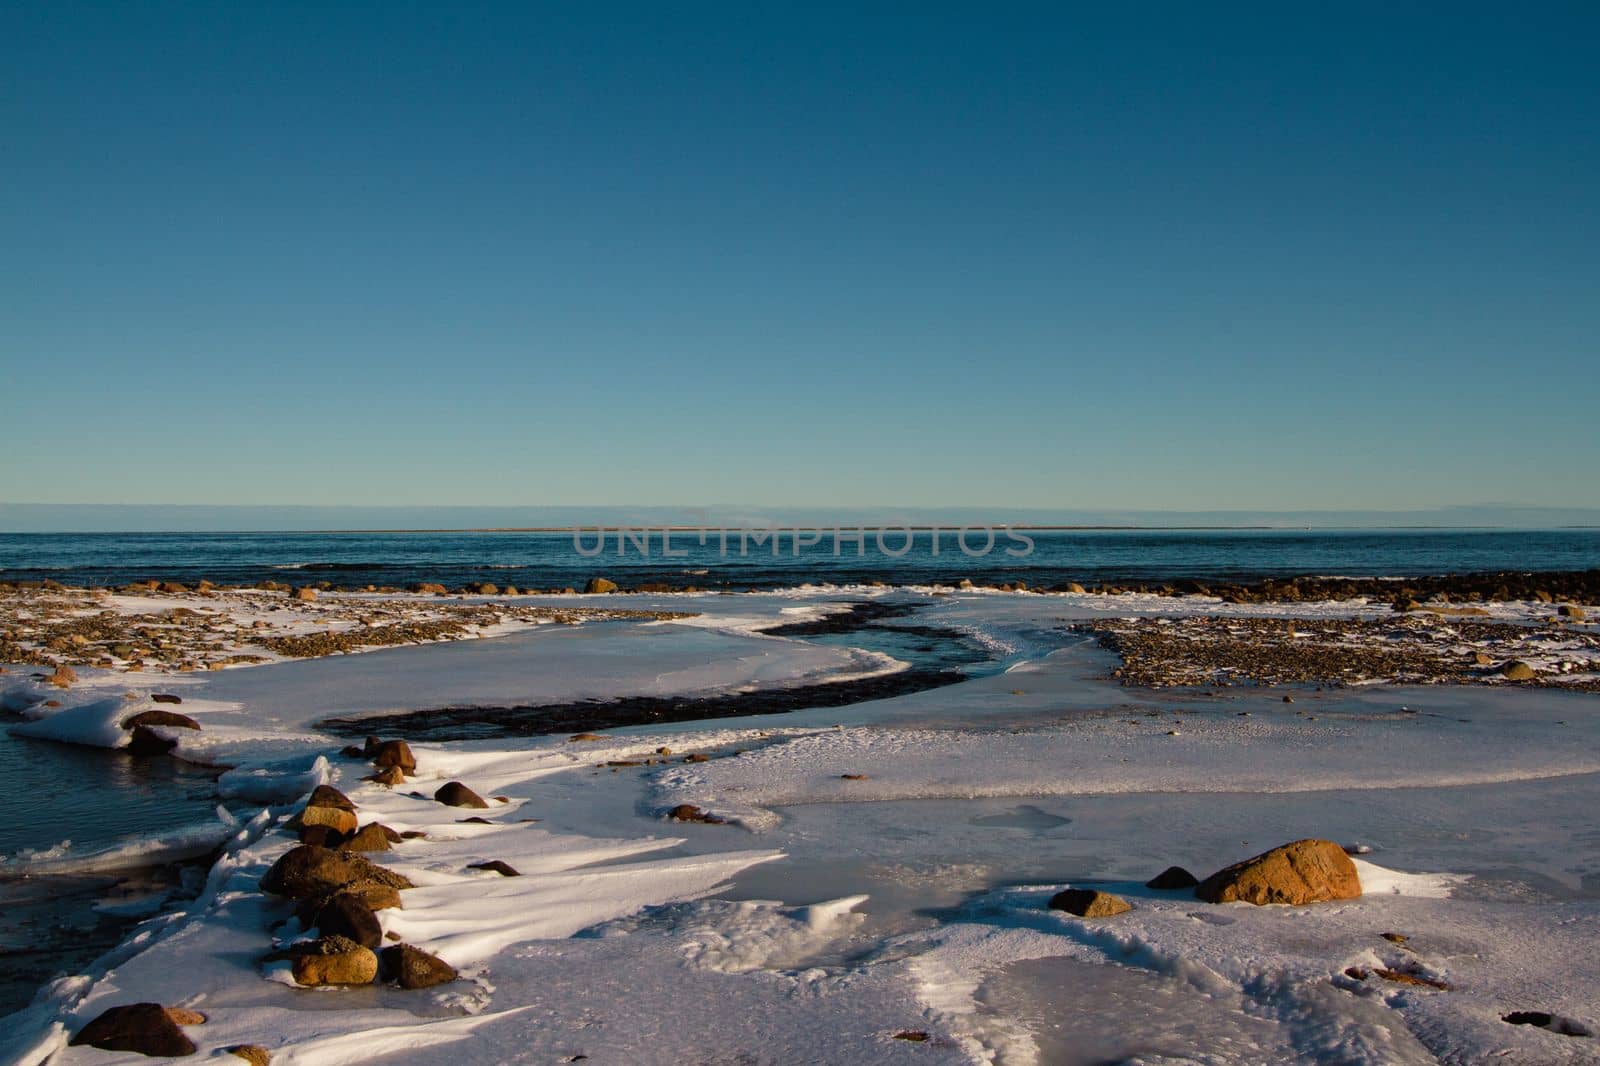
[
  {"xmin": 305, "ymin": 892, "xmax": 383, "ymax": 949},
  {"xmin": 1500, "ymin": 660, "xmax": 1537, "ymax": 681},
  {"xmin": 367, "ymin": 765, "xmax": 406, "ymax": 786},
  {"xmin": 370, "ymin": 739, "xmax": 417, "ymax": 774},
  {"xmin": 434, "ymin": 781, "xmax": 489, "ymax": 808},
  {"xmin": 1195, "ymin": 839, "xmax": 1361, "ymax": 906},
  {"xmin": 290, "ymin": 935, "xmax": 378, "ymax": 986},
  {"xmin": 70, "ymin": 1002, "xmax": 201, "ymax": 1057},
  {"xmin": 380, "ymin": 944, "xmax": 458, "ymax": 989},
  {"xmin": 260, "ymin": 845, "xmax": 413, "ymax": 900},
  {"xmin": 584, "ymin": 577, "xmax": 619, "ymax": 594},
  {"xmin": 296, "ymin": 785, "xmax": 359, "ymax": 836},
  {"xmin": 1048, "ymin": 889, "xmax": 1132, "ymax": 917},
  {"xmin": 122, "ymin": 709, "xmax": 201, "ymax": 731},
  {"xmin": 1145, "ymin": 865, "xmax": 1200, "ymax": 890},
  {"xmin": 667, "ymin": 804, "xmax": 724, "ymax": 824},
  {"xmin": 342, "ymin": 823, "xmax": 398, "ymax": 852}
]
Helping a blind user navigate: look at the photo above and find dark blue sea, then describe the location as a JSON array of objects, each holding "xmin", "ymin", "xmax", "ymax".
[{"xmin": 3, "ymin": 528, "xmax": 1598, "ymax": 590}]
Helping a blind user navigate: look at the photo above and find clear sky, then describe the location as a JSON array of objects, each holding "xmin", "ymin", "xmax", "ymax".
[{"xmin": 3, "ymin": 2, "xmax": 1597, "ymax": 513}]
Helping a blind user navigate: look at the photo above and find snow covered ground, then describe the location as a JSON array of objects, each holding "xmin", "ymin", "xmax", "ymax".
[{"xmin": 3, "ymin": 589, "xmax": 1598, "ymax": 1064}]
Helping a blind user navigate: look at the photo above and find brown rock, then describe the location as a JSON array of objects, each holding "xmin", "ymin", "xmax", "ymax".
[
  {"xmin": 667, "ymin": 804, "xmax": 724, "ymax": 824},
  {"xmin": 1500, "ymin": 660, "xmax": 1537, "ymax": 681},
  {"xmin": 164, "ymin": 1008, "xmax": 206, "ymax": 1026},
  {"xmin": 297, "ymin": 825, "xmax": 348, "ymax": 848},
  {"xmin": 1374, "ymin": 967, "xmax": 1451, "ymax": 990},
  {"xmin": 379, "ymin": 944, "xmax": 458, "ymax": 989},
  {"xmin": 366, "ymin": 765, "xmax": 405, "ymax": 786},
  {"xmin": 338, "ymin": 879, "xmax": 404, "ymax": 912},
  {"xmin": 48, "ymin": 664, "xmax": 78, "ymax": 688},
  {"xmin": 1472, "ymin": 650, "xmax": 1495, "ymax": 666},
  {"xmin": 683, "ymin": 753, "xmax": 710, "ymax": 763},
  {"xmin": 296, "ymin": 804, "xmax": 357, "ymax": 837},
  {"xmin": 584, "ymin": 577, "xmax": 619, "ymax": 594},
  {"xmin": 229, "ymin": 1046, "xmax": 272, "ymax": 1066},
  {"xmin": 342, "ymin": 823, "xmax": 398, "ymax": 852},
  {"xmin": 306, "ymin": 892, "xmax": 383, "ymax": 949},
  {"xmin": 127, "ymin": 725, "xmax": 178, "ymax": 756},
  {"xmin": 69, "ymin": 1002, "xmax": 198, "ymax": 1057},
  {"xmin": 291, "ymin": 587, "xmax": 318, "ymax": 601},
  {"xmin": 1195, "ymin": 839, "xmax": 1361, "ymax": 906},
  {"xmin": 305, "ymin": 784, "xmax": 356, "ymax": 811},
  {"xmin": 289, "ymin": 935, "xmax": 377, "ymax": 986},
  {"xmin": 260, "ymin": 845, "xmax": 413, "ymax": 900},
  {"xmin": 1048, "ymin": 888, "xmax": 1132, "ymax": 917},
  {"xmin": 150, "ymin": 693, "xmax": 183, "ymax": 704},
  {"xmin": 467, "ymin": 859, "xmax": 520, "ymax": 877},
  {"xmin": 1145, "ymin": 866, "xmax": 1200, "ymax": 890},
  {"xmin": 122, "ymin": 709, "xmax": 201, "ymax": 731},
  {"xmin": 434, "ymin": 781, "xmax": 489, "ymax": 808},
  {"xmin": 371, "ymin": 739, "xmax": 417, "ymax": 773},
  {"xmin": 1557, "ymin": 604, "xmax": 1586, "ymax": 620},
  {"xmin": 569, "ymin": 732, "xmax": 608, "ymax": 742}
]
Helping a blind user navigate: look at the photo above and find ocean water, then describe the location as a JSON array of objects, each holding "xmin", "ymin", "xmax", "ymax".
[
  {"xmin": 2, "ymin": 528, "xmax": 1598, "ymax": 590},
  {"xmin": 0, "ymin": 730, "xmax": 224, "ymax": 1015}
]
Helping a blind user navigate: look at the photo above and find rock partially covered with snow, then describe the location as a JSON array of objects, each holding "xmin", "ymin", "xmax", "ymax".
[
  {"xmin": 1145, "ymin": 865, "xmax": 1200, "ymax": 890},
  {"xmin": 260, "ymin": 845, "xmax": 412, "ymax": 900},
  {"xmin": 69, "ymin": 1002, "xmax": 200, "ymax": 1056},
  {"xmin": 1048, "ymin": 888, "xmax": 1132, "ymax": 917},
  {"xmin": 371, "ymin": 738, "xmax": 417, "ymax": 774},
  {"xmin": 434, "ymin": 781, "xmax": 489, "ymax": 808},
  {"xmin": 380, "ymin": 944, "xmax": 458, "ymax": 989},
  {"xmin": 122, "ymin": 708, "xmax": 201, "ymax": 731},
  {"xmin": 289, "ymin": 935, "xmax": 377, "ymax": 986},
  {"xmin": 1195, "ymin": 838, "xmax": 1361, "ymax": 906}
]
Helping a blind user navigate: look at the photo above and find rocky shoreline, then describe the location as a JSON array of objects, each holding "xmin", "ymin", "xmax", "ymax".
[{"xmin": 1083, "ymin": 611, "xmax": 1600, "ymax": 691}]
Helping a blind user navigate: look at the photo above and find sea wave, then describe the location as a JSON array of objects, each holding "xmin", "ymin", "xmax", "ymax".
[{"xmin": 0, "ymin": 812, "xmax": 239, "ymax": 879}]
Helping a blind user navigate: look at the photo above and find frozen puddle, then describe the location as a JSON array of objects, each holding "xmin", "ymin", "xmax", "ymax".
[{"xmin": 977, "ymin": 954, "xmax": 1312, "ymax": 1065}]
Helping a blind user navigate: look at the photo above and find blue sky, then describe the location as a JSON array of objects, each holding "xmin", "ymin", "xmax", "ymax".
[{"xmin": 3, "ymin": 2, "xmax": 1597, "ymax": 513}]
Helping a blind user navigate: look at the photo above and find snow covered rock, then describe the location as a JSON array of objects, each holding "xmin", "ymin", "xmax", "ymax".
[{"xmin": 1195, "ymin": 838, "xmax": 1361, "ymax": 905}]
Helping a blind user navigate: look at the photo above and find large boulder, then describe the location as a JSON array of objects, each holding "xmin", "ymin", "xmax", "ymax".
[
  {"xmin": 371, "ymin": 739, "xmax": 417, "ymax": 773},
  {"xmin": 585, "ymin": 577, "xmax": 619, "ymax": 594},
  {"xmin": 1195, "ymin": 839, "xmax": 1361, "ymax": 906},
  {"xmin": 291, "ymin": 587, "xmax": 318, "ymax": 602},
  {"xmin": 1048, "ymin": 889, "xmax": 1131, "ymax": 917},
  {"xmin": 380, "ymin": 944, "xmax": 458, "ymax": 989},
  {"xmin": 122, "ymin": 709, "xmax": 201, "ymax": 731},
  {"xmin": 290, "ymin": 935, "xmax": 378, "ymax": 986},
  {"xmin": 294, "ymin": 785, "xmax": 358, "ymax": 836},
  {"xmin": 1145, "ymin": 866, "xmax": 1200, "ymax": 890},
  {"xmin": 305, "ymin": 892, "xmax": 383, "ymax": 949},
  {"xmin": 342, "ymin": 823, "xmax": 397, "ymax": 852},
  {"xmin": 69, "ymin": 1002, "xmax": 199, "ymax": 1057},
  {"xmin": 435, "ymin": 781, "xmax": 489, "ymax": 808},
  {"xmin": 1500, "ymin": 660, "xmax": 1537, "ymax": 681},
  {"xmin": 1557, "ymin": 604, "xmax": 1587, "ymax": 620},
  {"xmin": 260, "ymin": 845, "xmax": 412, "ymax": 900}
]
